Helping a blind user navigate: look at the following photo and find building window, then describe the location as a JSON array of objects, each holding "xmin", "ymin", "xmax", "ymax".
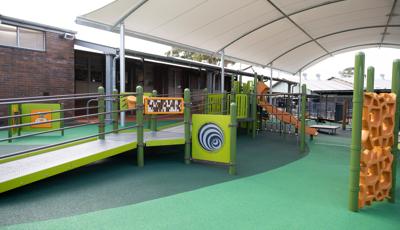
[
  {"xmin": 0, "ymin": 24, "xmax": 17, "ymax": 47},
  {"xmin": 0, "ymin": 24, "xmax": 45, "ymax": 51}
]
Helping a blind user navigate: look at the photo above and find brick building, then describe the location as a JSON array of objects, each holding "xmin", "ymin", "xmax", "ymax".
[{"xmin": 0, "ymin": 15, "xmax": 76, "ymax": 117}]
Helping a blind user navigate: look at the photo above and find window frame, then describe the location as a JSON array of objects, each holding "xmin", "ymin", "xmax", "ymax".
[{"xmin": 0, "ymin": 24, "xmax": 46, "ymax": 52}]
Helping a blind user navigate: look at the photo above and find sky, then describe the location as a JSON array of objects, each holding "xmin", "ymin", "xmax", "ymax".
[{"xmin": 1, "ymin": 0, "xmax": 399, "ymax": 82}]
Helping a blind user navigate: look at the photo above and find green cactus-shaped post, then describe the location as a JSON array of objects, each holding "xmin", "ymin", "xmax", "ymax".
[
  {"xmin": 136, "ymin": 86, "xmax": 144, "ymax": 167},
  {"xmin": 348, "ymin": 52, "xmax": 365, "ymax": 212}
]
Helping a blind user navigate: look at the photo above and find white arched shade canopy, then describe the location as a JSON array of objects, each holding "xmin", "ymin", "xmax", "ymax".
[{"xmin": 77, "ymin": 0, "xmax": 400, "ymax": 74}]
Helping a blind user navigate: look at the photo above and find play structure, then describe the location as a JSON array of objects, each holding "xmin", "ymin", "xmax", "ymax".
[
  {"xmin": 0, "ymin": 74, "xmax": 317, "ymax": 193},
  {"xmin": 348, "ymin": 53, "xmax": 399, "ymax": 212},
  {"xmin": 1, "ymin": 54, "xmax": 398, "ymax": 215},
  {"xmin": 7, "ymin": 103, "xmax": 64, "ymax": 142}
]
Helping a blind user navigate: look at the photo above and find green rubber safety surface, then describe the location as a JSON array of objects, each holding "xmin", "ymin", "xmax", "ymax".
[
  {"xmin": 0, "ymin": 131, "xmax": 302, "ymax": 227},
  {"xmin": 2, "ymin": 130, "xmax": 400, "ymax": 229}
]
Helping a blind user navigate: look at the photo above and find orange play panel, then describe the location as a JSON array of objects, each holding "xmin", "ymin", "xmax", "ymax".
[{"xmin": 359, "ymin": 93, "xmax": 395, "ymax": 208}]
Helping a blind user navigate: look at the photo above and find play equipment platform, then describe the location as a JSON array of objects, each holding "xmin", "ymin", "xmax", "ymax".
[
  {"xmin": 309, "ymin": 125, "xmax": 340, "ymax": 135},
  {"xmin": 0, "ymin": 125, "xmax": 184, "ymax": 193}
]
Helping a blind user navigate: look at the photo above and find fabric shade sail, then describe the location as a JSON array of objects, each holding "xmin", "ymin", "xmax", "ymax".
[{"xmin": 77, "ymin": 0, "xmax": 400, "ymax": 74}]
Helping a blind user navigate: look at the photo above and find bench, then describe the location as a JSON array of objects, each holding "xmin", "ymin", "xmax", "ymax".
[{"xmin": 309, "ymin": 125, "xmax": 340, "ymax": 135}]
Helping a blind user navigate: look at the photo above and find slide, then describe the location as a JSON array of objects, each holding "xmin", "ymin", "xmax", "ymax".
[{"xmin": 257, "ymin": 81, "xmax": 318, "ymax": 136}]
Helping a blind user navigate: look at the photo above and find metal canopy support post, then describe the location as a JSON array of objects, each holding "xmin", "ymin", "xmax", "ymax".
[
  {"xmin": 300, "ymin": 84, "xmax": 306, "ymax": 152},
  {"xmin": 270, "ymin": 67, "xmax": 273, "ymax": 104},
  {"xmin": 119, "ymin": 22, "xmax": 126, "ymax": 127},
  {"xmin": 220, "ymin": 50, "xmax": 225, "ymax": 93},
  {"xmin": 348, "ymin": 52, "xmax": 365, "ymax": 212},
  {"xmin": 112, "ymin": 55, "xmax": 119, "ymax": 90},
  {"xmin": 252, "ymin": 74, "xmax": 257, "ymax": 138},
  {"xmin": 105, "ymin": 54, "xmax": 113, "ymax": 123},
  {"xmin": 298, "ymin": 70, "xmax": 302, "ymax": 118}
]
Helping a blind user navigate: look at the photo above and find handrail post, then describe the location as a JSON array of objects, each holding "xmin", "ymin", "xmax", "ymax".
[
  {"xmin": 300, "ymin": 84, "xmax": 306, "ymax": 153},
  {"xmin": 98, "ymin": 86, "xmax": 105, "ymax": 140},
  {"xmin": 184, "ymin": 88, "xmax": 191, "ymax": 164},
  {"xmin": 203, "ymin": 88, "xmax": 208, "ymax": 114},
  {"xmin": 348, "ymin": 52, "xmax": 365, "ymax": 212},
  {"xmin": 7, "ymin": 105, "xmax": 12, "ymax": 143},
  {"xmin": 60, "ymin": 103, "xmax": 65, "ymax": 136},
  {"xmin": 112, "ymin": 89, "xmax": 119, "ymax": 134},
  {"xmin": 366, "ymin": 66, "xmax": 375, "ymax": 92},
  {"xmin": 222, "ymin": 91, "xmax": 227, "ymax": 115},
  {"xmin": 136, "ymin": 86, "xmax": 145, "ymax": 167},
  {"xmin": 150, "ymin": 90, "xmax": 157, "ymax": 132},
  {"xmin": 229, "ymin": 102, "xmax": 237, "ymax": 175},
  {"xmin": 251, "ymin": 74, "xmax": 257, "ymax": 138},
  {"xmin": 389, "ymin": 59, "xmax": 400, "ymax": 203}
]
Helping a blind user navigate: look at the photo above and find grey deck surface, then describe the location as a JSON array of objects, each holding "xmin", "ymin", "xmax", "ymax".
[
  {"xmin": 0, "ymin": 125, "xmax": 184, "ymax": 184},
  {"xmin": 310, "ymin": 125, "xmax": 340, "ymax": 129}
]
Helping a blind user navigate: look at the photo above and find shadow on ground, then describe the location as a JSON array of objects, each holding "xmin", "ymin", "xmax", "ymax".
[{"xmin": 0, "ymin": 131, "xmax": 303, "ymax": 226}]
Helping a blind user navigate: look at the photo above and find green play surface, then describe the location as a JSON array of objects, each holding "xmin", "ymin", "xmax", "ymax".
[{"xmin": 1, "ymin": 129, "xmax": 399, "ymax": 229}]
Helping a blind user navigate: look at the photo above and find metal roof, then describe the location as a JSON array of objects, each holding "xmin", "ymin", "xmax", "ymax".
[
  {"xmin": 0, "ymin": 15, "xmax": 76, "ymax": 35},
  {"xmin": 329, "ymin": 76, "xmax": 392, "ymax": 90},
  {"xmin": 76, "ymin": 0, "xmax": 400, "ymax": 74}
]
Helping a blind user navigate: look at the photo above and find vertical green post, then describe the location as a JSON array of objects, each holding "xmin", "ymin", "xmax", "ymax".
[
  {"xmin": 239, "ymin": 75, "xmax": 243, "ymax": 92},
  {"xmin": 231, "ymin": 75, "xmax": 235, "ymax": 92},
  {"xmin": 60, "ymin": 103, "xmax": 65, "ymax": 136},
  {"xmin": 342, "ymin": 99, "xmax": 348, "ymax": 131},
  {"xmin": 98, "ymin": 86, "xmax": 105, "ymax": 140},
  {"xmin": 17, "ymin": 104, "xmax": 21, "ymax": 136},
  {"xmin": 150, "ymin": 90, "xmax": 157, "ymax": 132},
  {"xmin": 112, "ymin": 89, "xmax": 119, "ymax": 134},
  {"xmin": 136, "ymin": 86, "xmax": 145, "ymax": 167},
  {"xmin": 251, "ymin": 74, "xmax": 257, "ymax": 138},
  {"xmin": 7, "ymin": 105, "xmax": 12, "ymax": 143},
  {"xmin": 203, "ymin": 88, "xmax": 208, "ymax": 114},
  {"xmin": 389, "ymin": 59, "xmax": 400, "ymax": 203},
  {"xmin": 348, "ymin": 52, "xmax": 365, "ymax": 212},
  {"xmin": 184, "ymin": 88, "xmax": 191, "ymax": 164},
  {"xmin": 229, "ymin": 102, "xmax": 237, "ymax": 175},
  {"xmin": 366, "ymin": 66, "xmax": 375, "ymax": 92},
  {"xmin": 231, "ymin": 79, "xmax": 236, "ymax": 104},
  {"xmin": 300, "ymin": 84, "xmax": 307, "ymax": 153},
  {"xmin": 222, "ymin": 91, "xmax": 227, "ymax": 115}
]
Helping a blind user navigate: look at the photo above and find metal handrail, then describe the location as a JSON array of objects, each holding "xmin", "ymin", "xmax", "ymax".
[
  {"xmin": 86, "ymin": 99, "xmax": 98, "ymax": 123},
  {"xmin": 0, "ymin": 122, "xmax": 99, "ymax": 142},
  {"xmin": 0, "ymin": 93, "xmax": 137, "ymax": 106},
  {"xmin": 0, "ymin": 124, "xmax": 139, "ymax": 159},
  {"xmin": 0, "ymin": 92, "xmax": 100, "ymax": 102},
  {"xmin": 0, "ymin": 108, "xmax": 135, "ymax": 130},
  {"xmin": 0, "ymin": 106, "xmax": 99, "ymax": 120}
]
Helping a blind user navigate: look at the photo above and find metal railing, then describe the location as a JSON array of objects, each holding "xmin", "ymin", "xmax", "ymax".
[{"xmin": 0, "ymin": 87, "xmax": 138, "ymax": 159}]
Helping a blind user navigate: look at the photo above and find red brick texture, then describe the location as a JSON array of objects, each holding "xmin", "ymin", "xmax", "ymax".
[{"xmin": 0, "ymin": 32, "xmax": 74, "ymax": 118}]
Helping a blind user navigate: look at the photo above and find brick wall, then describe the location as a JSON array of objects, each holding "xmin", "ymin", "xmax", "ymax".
[{"xmin": 0, "ymin": 32, "xmax": 75, "ymax": 118}]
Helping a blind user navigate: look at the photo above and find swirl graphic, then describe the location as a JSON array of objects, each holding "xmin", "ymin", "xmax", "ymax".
[{"xmin": 198, "ymin": 123, "xmax": 224, "ymax": 152}]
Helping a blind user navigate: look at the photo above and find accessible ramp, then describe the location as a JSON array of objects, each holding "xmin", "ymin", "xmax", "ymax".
[{"xmin": 0, "ymin": 125, "xmax": 184, "ymax": 193}]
